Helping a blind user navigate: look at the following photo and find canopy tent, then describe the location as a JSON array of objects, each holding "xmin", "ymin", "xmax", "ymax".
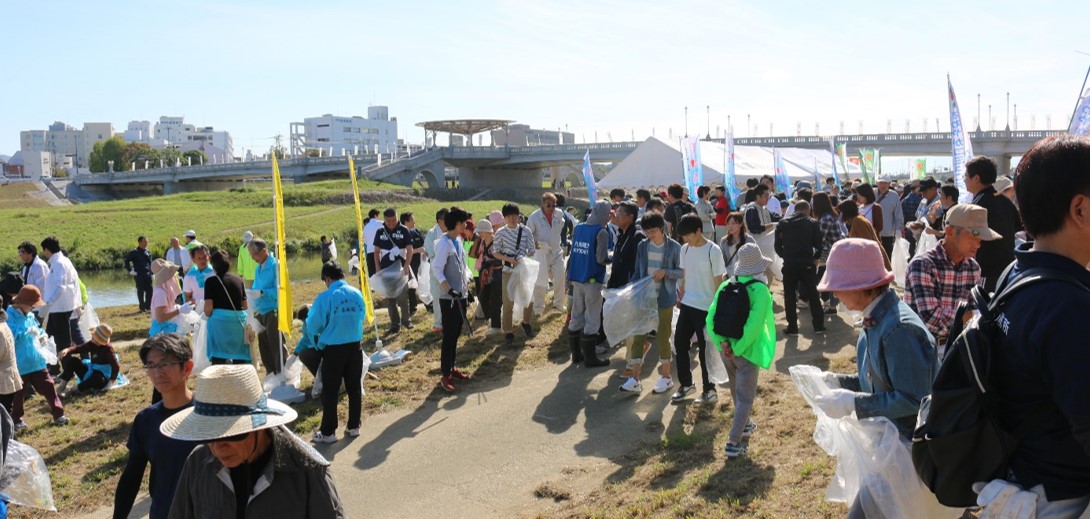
[{"xmin": 596, "ymin": 136, "xmax": 859, "ymax": 190}]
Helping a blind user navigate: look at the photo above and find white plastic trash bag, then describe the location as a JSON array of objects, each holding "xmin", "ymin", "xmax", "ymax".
[
  {"xmin": 191, "ymin": 317, "xmax": 211, "ymax": 375},
  {"xmin": 172, "ymin": 310, "xmax": 201, "ymax": 336},
  {"xmin": 705, "ymin": 342, "xmax": 730, "ymax": 384},
  {"xmin": 263, "ymin": 354, "xmax": 303, "ymax": 393},
  {"xmin": 0, "ymin": 440, "xmax": 56, "ymax": 511},
  {"xmin": 913, "ymin": 231, "xmax": 938, "ymax": 261},
  {"xmin": 891, "ymin": 237, "xmax": 910, "ymax": 286},
  {"xmin": 77, "ymin": 303, "xmax": 99, "ymax": 332},
  {"xmin": 789, "ymin": 365, "xmax": 958, "ymax": 519},
  {"xmin": 369, "ymin": 262, "xmax": 408, "ymax": 299},
  {"xmin": 602, "ymin": 276, "xmax": 658, "ymax": 347},
  {"xmin": 360, "ymin": 350, "xmax": 372, "ymax": 396},
  {"xmin": 417, "ymin": 258, "xmax": 433, "ymax": 305},
  {"xmin": 507, "ymin": 257, "xmax": 540, "ymax": 320},
  {"xmin": 37, "ymin": 337, "xmax": 57, "ymax": 366}
]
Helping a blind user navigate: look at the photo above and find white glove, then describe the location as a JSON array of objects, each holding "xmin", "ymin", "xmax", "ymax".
[
  {"xmin": 821, "ymin": 371, "xmax": 841, "ymax": 389},
  {"xmin": 129, "ymin": 270, "xmax": 137, "ymax": 276},
  {"xmin": 246, "ymin": 289, "xmax": 262, "ymax": 300},
  {"xmin": 27, "ymin": 327, "xmax": 41, "ymax": 338},
  {"xmin": 814, "ymin": 388, "xmax": 858, "ymax": 418},
  {"xmin": 386, "ymin": 246, "xmax": 403, "ymax": 261},
  {"xmin": 178, "ymin": 303, "xmax": 195, "ymax": 315},
  {"xmin": 973, "ymin": 480, "xmax": 1037, "ymax": 519}
]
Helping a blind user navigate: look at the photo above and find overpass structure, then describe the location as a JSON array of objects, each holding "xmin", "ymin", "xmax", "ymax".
[{"xmin": 72, "ymin": 129, "xmax": 1062, "ymax": 194}]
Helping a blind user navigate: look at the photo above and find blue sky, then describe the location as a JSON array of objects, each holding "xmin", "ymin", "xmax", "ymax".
[{"xmin": 4, "ymin": 0, "xmax": 1089, "ymax": 165}]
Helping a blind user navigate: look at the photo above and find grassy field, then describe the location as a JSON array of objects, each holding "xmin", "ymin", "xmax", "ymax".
[{"xmin": 0, "ymin": 182, "xmax": 52, "ymax": 208}]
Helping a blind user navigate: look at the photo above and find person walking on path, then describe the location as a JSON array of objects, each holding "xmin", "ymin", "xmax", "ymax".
[
  {"xmin": 565, "ymin": 200, "xmax": 612, "ymax": 367},
  {"xmin": 203, "ymin": 250, "xmax": 250, "ymax": 365},
  {"xmin": 16, "ymin": 242, "xmax": 48, "ymax": 294},
  {"xmin": 494, "ymin": 203, "xmax": 537, "ymax": 345},
  {"xmin": 373, "ymin": 208, "xmax": 415, "ymax": 335},
  {"xmin": 672, "ymin": 214, "xmax": 728, "ymax": 404},
  {"xmin": 527, "ymin": 193, "xmax": 568, "ymax": 313},
  {"xmin": 248, "ymin": 238, "xmax": 288, "ymax": 375},
  {"xmin": 237, "ymin": 231, "xmax": 257, "ymax": 284},
  {"xmin": 114, "ymin": 334, "xmax": 200, "ymax": 519},
  {"xmin": 306, "ymin": 262, "xmax": 366, "ymax": 443},
  {"xmin": 706, "ymin": 244, "xmax": 776, "ymax": 458},
  {"xmin": 964, "ymin": 156, "xmax": 1022, "ymax": 292},
  {"xmin": 432, "ymin": 207, "xmax": 474, "ymax": 392},
  {"xmin": 125, "ymin": 236, "xmax": 154, "ymax": 312},
  {"xmin": 6, "ymin": 286, "xmax": 68, "ymax": 428},
  {"xmin": 875, "ymin": 176, "xmax": 904, "ymax": 259},
  {"xmin": 774, "ymin": 201, "xmax": 825, "ymax": 336}
]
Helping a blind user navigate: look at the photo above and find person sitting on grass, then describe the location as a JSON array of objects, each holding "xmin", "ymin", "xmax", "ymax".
[
  {"xmin": 56, "ymin": 323, "xmax": 121, "ymax": 397},
  {"xmin": 5, "ymin": 285, "xmax": 68, "ymax": 429},
  {"xmin": 113, "ymin": 333, "xmax": 200, "ymax": 519},
  {"xmin": 705, "ymin": 244, "xmax": 776, "ymax": 458}
]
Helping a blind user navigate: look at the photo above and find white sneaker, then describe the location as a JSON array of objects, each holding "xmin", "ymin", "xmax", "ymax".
[
  {"xmin": 345, "ymin": 428, "xmax": 360, "ymax": 437},
  {"xmin": 618, "ymin": 377, "xmax": 642, "ymax": 393},
  {"xmin": 652, "ymin": 376, "xmax": 675, "ymax": 394},
  {"xmin": 311, "ymin": 431, "xmax": 337, "ymax": 444}
]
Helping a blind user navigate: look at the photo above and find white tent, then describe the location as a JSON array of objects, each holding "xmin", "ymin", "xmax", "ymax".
[{"xmin": 596, "ymin": 136, "xmax": 850, "ymax": 190}]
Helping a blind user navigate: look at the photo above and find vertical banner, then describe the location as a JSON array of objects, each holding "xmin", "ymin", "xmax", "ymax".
[
  {"xmin": 858, "ymin": 149, "xmax": 875, "ymax": 184},
  {"xmin": 948, "ymin": 75, "xmax": 975, "ymax": 203},
  {"xmin": 829, "ymin": 138, "xmax": 844, "ymax": 186},
  {"xmin": 582, "ymin": 150, "xmax": 598, "ymax": 201},
  {"xmin": 914, "ymin": 159, "xmax": 927, "ymax": 179},
  {"xmin": 836, "ymin": 143, "xmax": 851, "ymax": 183},
  {"xmin": 813, "ymin": 156, "xmax": 822, "ymax": 188},
  {"xmin": 874, "ymin": 149, "xmax": 882, "ymax": 177},
  {"xmin": 270, "ymin": 153, "xmax": 293, "ymax": 339},
  {"xmin": 724, "ymin": 133, "xmax": 740, "ymax": 209},
  {"xmin": 348, "ymin": 156, "xmax": 375, "ymax": 326},
  {"xmin": 1069, "ymin": 85, "xmax": 1090, "ymax": 135},
  {"xmin": 773, "ymin": 148, "xmax": 792, "ymax": 197},
  {"xmin": 680, "ymin": 137, "xmax": 703, "ymax": 202}
]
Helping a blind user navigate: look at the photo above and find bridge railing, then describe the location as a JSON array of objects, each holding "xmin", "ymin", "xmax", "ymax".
[
  {"xmin": 75, "ymin": 154, "xmax": 385, "ymax": 180},
  {"xmin": 732, "ymin": 130, "xmax": 1063, "ymax": 147}
]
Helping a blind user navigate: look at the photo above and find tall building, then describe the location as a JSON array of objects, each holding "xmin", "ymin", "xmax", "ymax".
[
  {"xmin": 20, "ymin": 121, "xmax": 115, "ymax": 171},
  {"xmin": 150, "ymin": 116, "xmax": 234, "ymax": 161},
  {"xmin": 290, "ymin": 106, "xmax": 398, "ymax": 156}
]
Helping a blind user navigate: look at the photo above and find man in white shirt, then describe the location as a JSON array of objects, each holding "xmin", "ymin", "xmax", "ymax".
[
  {"xmin": 17, "ymin": 241, "xmax": 49, "ymax": 292},
  {"xmin": 182, "ymin": 244, "xmax": 214, "ymax": 310},
  {"xmin": 760, "ymin": 175, "xmax": 783, "ymax": 218},
  {"xmin": 180, "ymin": 230, "xmax": 202, "ymax": 272},
  {"xmin": 165, "ymin": 237, "xmax": 187, "ymax": 277},
  {"xmin": 39, "ymin": 236, "xmax": 82, "ymax": 352},
  {"xmin": 362, "ymin": 209, "xmax": 383, "ymax": 277},
  {"xmin": 526, "ymin": 193, "xmax": 567, "ymax": 313}
]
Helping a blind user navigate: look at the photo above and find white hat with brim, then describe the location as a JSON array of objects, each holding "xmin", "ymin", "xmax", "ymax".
[
  {"xmin": 151, "ymin": 258, "xmax": 179, "ymax": 287},
  {"xmin": 160, "ymin": 365, "xmax": 297, "ymax": 442},
  {"xmin": 733, "ymin": 243, "xmax": 773, "ymax": 277},
  {"xmin": 474, "ymin": 219, "xmax": 493, "ymax": 234}
]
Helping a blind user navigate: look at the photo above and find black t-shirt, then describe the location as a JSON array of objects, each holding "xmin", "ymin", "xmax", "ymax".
[
  {"xmin": 203, "ymin": 272, "xmax": 247, "ymax": 311},
  {"xmin": 665, "ymin": 200, "xmax": 696, "ymax": 238},
  {"xmin": 373, "ymin": 223, "xmax": 413, "ymax": 269},
  {"xmin": 121, "ymin": 401, "xmax": 200, "ymax": 519}
]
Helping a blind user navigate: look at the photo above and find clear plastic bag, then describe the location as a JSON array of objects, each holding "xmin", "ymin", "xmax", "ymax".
[
  {"xmin": 190, "ymin": 317, "xmax": 211, "ymax": 375},
  {"xmin": 913, "ymin": 232, "xmax": 938, "ymax": 261},
  {"xmin": 77, "ymin": 303, "xmax": 99, "ymax": 332},
  {"xmin": 263, "ymin": 354, "xmax": 303, "ymax": 393},
  {"xmin": 369, "ymin": 262, "xmax": 408, "ymax": 299},
  {"xmin": 789, "ymin": 365, "xmax": 958, "ymax": 519},
  {"xmin": 891, "ymin": 237, "xmax": 910, "ymax": 287},
  {"xmin": 0, "ymin": 440, "xmax": 56, "ymax": 511},
  {"xmin": 417, "ymin": 258, "xmax": 433, "ymax": 305},
  {"xmin": 602, "ymin": 276, "xmax": 658, "ymax": 347},
  {"xmin": 360, "ymin": 350, "xmax": 372, "ymax": 396},
  {"xmin": 507, "ymin": 257, "xmax": 540, "ymax": 320},
  {"xmin": 705, "ymin": 342, "xmax": 730, "ymax": 384},
  {"xmin": 37, "ymin": 337, "xmax": 57, "ymax": 366},
  {"xmin": 172, "ymin": 310, "xmax": 201, "ymax": 336}
]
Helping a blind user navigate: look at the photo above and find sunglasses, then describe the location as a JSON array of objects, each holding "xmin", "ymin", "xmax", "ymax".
[{"xmin": 207, "ymin": 432, "xmax": 251, "ymax": 444}]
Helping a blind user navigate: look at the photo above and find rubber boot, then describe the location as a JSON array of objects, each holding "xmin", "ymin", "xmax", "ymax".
[
  {"xmin": 581, "ymin": 335, "xmax": 609, "ymax": 368},
  {"xmin": 568, "ymin": 330, "xmax": 584, "ymax": 364}
]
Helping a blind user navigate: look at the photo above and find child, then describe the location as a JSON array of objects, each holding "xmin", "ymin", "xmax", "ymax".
[
  {"xmin": 57, "ymin": 323, "xmax": 122, "ymax": 396},
  {"xmin": 706, "ymin": 243, "xmax": 776, "ymax": 458},
  {"xmin": 565, "ymin": 200, "xmax": 613, "ymax": 367},
  {"xmin": 621, "ymin": 212, "xmax": 682, "ymax": 394},
  {"xmin": 672, "ymin": 214, "xmax": 727, "ymax": 403}
]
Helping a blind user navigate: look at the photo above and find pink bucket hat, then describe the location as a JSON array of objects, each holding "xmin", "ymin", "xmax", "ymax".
[
  {"xmin": 488, "ymin": 210, "xmax": 504, "ymax": 228},
  {"xmin": 817, "ymin": 238, "xmax": 895, "ymax": 292}
]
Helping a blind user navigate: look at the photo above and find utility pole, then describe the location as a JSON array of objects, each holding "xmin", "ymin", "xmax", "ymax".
[
  {"xmin": 705, "ymin": 105, "xmax": 710, "ymax": 140},
  {"xmin": 684, "ymin": 107, "xmax": 689, "ymax": 138},
  {"xmin": 1006, "ymin": 92, "xmax": 1011, "ymax": 131},
  {"xmin": 977, "ymin": 93, "xmax": 982, "ymax": 131}
]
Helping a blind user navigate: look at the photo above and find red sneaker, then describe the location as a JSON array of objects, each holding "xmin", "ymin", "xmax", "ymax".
[
  {"xmin": 450, "ymin": 368, "xmax": 470, "ymax": 381},
  {"xmin": 440, "ymin": 376, "xmax": 456, "ymax": 392}
]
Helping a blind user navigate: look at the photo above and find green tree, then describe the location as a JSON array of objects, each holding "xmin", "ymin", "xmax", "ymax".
[
  {"xmin": 88, "ymin": 141, "xmax": 106, "ymax": 173},
  {"xmin": 122, "ymin": 142, "xmax": 155, "ymax": 170},
  {"xmin": 182, "ymin": 149, "xmax": 208, "ymax": 166},
  {"xmin": 88, "ymin": 136, "xmax": 127, "ymax": 172}
]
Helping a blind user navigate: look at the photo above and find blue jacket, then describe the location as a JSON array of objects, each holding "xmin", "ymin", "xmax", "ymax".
[
  {"xmin": 6, "ymin": 307, "xmax": 47, "ymax": 375},
  {"xmin": 632, "ymin": 238, "xmax": 682, "ymax": 309},
  {"xmin": 252, "ymin": 256, "xmax": 279, "ymax": 315},
  {"xmin": 306, "ymin": 280, "xmax": 365, "ymax": 348},
  {"xmin": 836, "ymin": 289, "xmax": 937, "ymax": 439},
  {"xmin": 294, "ymin": 321, "xmax": 316, "ymax": 354}
]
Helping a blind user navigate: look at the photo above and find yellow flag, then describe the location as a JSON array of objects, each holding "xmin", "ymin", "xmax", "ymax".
[
  {"xmin": 349, "ymin": 156, "xmax": 375, "ymax": 326},
  {"xmin": 271, "ymin": 153, "xmax": 293, "ymax": 338}
]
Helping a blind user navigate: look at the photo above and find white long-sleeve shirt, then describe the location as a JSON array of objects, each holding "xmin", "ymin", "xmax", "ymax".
[
  {"xmin": 21, "ymin": 256, "xmax": 48, "ymax": 291},
  {"xmin": 43, "ymin": 251, "xmax": 81, "ymax": 313},
  {"xmin": 526, "ymin": 209, "xmax": 565, "ymax": 256}
]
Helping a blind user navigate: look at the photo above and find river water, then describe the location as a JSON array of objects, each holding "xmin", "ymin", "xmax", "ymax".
[{"xmin": 80, "ymin": 252, "xmax": 329, "ymax": 308}]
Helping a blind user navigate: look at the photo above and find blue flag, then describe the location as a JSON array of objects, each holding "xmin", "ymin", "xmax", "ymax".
[
  {"xmin": 948, "ymin": 75, "xmax": 975, "ymax": 204},
  {"xmin": 582, "ymin": 150, "xmax": 598, "ymax": 201},
  {"xmin": 681, "ymin": 137, "xmax": 703, "ymax": 202},
  {"xmin": 773, "ymin": 148, "xmax": 792, "ymax": 198},
  {"xmin": 724, "ymin": 133, "xmax": 740, "ymax": 209},
  {"xmin": 1069, "ymin": 85, "xmax": 1090, "ymax": 135}
]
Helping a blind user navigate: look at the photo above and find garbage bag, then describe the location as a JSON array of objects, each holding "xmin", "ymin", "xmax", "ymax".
[
  {"xmin": 77, "ymin": 303, "xmax": 99, "ymax": 332},
  {"xmin": 754, "ymin": 233, "xmax": 781, "ymax": 281},
  {"xmin": 913, "ymin": 232, "xmax": 938, "ymax": 261},
  {"xmin": 705, "ymin": 341, "xmax": 730, "ymax": 384},
  {"xmin": 191, "ymin": 317, "xmax": 211, "ymax": 375},
  {"xmin": 360, "ymin": 349, "xmax": 372, "ymax": 396},
  {"xmin": 507, "ymin": 257, "xmax": 540, "ymax": 322},
  {"xmin": 602, "ymin": 277, "xmax": 658, "ymax": 347},
  {"xmin": 263, "ymin": 354, "xmax": 303, "ymax": 393},
  {"xmin": 0, "ymin": 440, "xmax": 56, "ymax": 511},
  {"xmin": 37, "ymin": 337, "xmax": 57, "ymax": 366},
  {"xmin": 789, "ymin": 365, "xmax": 959, "ymax": 519},
  {"xmin": 369, "ymin": 262, "xmax": 408, "ymax": 299},
  {"xmin": 891, "ymin": 237, "xmax": 910, "ymax": 287},
  {"xmin": 417, "ymin": 258, "xmax": 433, "ymax": 305},
  {"xmin": 172, "ymin": 310, "xmax": 201, "ymax": 336}
]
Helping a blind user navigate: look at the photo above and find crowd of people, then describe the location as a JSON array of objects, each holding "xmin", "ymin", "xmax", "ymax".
[{"xmin": 4, "ymin": 134, "xmax": 1090, "ymax": 517}]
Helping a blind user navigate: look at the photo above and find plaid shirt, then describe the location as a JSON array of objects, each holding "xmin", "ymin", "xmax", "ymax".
[
  {"xmin": 903, "ymin": 239, "xmax": 981, "ymax": 346},
  {"xmin": 818, "ymin": 213, "xmax": 846, "ymax": 262},
  {"xmin": 900, "ymin": 192, "xmax": 922, "ymax": 226}
]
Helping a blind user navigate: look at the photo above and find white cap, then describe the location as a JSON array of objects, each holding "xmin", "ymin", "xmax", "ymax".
[
  {"xmin": 184, "ymin": 230, "xmax": 197, "ymax": 238},
  {"xmin": 242, "ymin": 231, "xmax": 253, "ymax": 243}
]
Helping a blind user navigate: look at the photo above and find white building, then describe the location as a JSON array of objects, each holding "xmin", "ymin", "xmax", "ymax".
[
  {"xmin": 125, "ymin": 116, "xmax": 235, "ymax": 162},
  {"xmin": 290, "ymin": 106, "xmax": 398, "ymax": 156},
  {"xmin": 20, "ymin": 121, "xmax": 114, "ymax": 171}
]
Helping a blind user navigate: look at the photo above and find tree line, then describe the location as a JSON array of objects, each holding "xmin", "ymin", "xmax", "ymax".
[{"xmin": 89, "ymin": 137, "xmax": 208, "ymax": 173}]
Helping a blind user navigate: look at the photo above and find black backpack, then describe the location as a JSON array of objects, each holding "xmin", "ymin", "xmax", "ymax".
[
  {"xmin": 711, "ymin": 278, "xmax": 759, "ymax": 340},
  {"xmin": 911, "ymin": 265, "xmax": 1090, "ymax": 507}
]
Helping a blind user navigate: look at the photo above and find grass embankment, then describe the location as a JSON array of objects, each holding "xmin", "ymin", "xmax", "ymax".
[
  {"xmin": 0, "ymin": 182, "xmax": 52, "ymax": 208},
  {"xmin": 0, "ymin": 179, "xmax": 523, "ymax": 273}
]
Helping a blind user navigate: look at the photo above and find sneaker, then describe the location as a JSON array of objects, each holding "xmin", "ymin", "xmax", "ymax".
[
  {"xmin": 618, "ymin": 377, "xmax": 642, "ymax": 393},
  {"xmin": 670, "ymin": 385, "xmax": 696, "ymax": 402},
  {"xmin": 724, "ymin": 442, "xmax": 747, "ymax": 458},
  {"xmin": 13, "ymin": 421, "xmax": 27, "ymax": 432},
  {"xmin": 312, "ymin": 431, "xmax": 337, "ymax": 444},
  {"xmin": 521, "ymin": 323, "xmax": 535, "ymax": 338},
  {"xmin": 404, "ymin": 322, "xmax": 414, "ymax": 330},
  {"xmin": 386, "ymin": 326, "xmax": 401, "ymax": 336},
  {"xmin": 53, "ymin": 416, "xmax": 70, "ymax": 426},
  {"xmin": 450, "ymin": 368, "xmax": 470, "ymax": 381},
  {"xmin": 504, "ymin": 333, "xmax": 514, "ymax": 345},
  {"xmin": 742, "ymin": 421, "xmax": 757, "ymax": 438},
  {"xmin": 814, "ymin": 326, "xmax": 826, "ymax": 335},
  {"xmin": 783, "ymin": 326, "xmax": 799, "ymax": 336},
  {"xmin": 345, "ymin": 427, "xmax": 361, "ymax": 438},
  {"xmin": 695, "ymin": 389, "xmax": 718, "ymax": 404},
  {"xmin": 652, "ymin": 376, "xmax": 675, "ymax": 394},
  {"xmin": 440, "ymin": 375, "xmax": 456, "ymax": 392},
  {"xmin": 823, "ymin": 305, "xmax": 838, "ymax": 314}
]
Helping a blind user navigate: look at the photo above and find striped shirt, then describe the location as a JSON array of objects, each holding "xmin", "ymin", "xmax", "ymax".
[{"xmin": 493, "ymin": 224, "xmax": 536, "ymax": 272}]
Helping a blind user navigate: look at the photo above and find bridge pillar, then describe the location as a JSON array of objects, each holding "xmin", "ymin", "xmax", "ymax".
[
  {"xmin": 163, "ymin": 181, "xmax": 178, "ymax": 195},
  {"xmin": 996, "ymin": 154, "xmax": 1012, "ymax": 176}
]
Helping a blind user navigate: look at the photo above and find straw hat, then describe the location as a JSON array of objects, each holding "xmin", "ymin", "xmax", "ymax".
[
  {"xmin": 151, "ymin": 258, "xmax": 179, "ymax": 287},
  {"xmin": 90, "ymin": 323, "xmax": 112, "ymax": 345},
  {"xmin": 817, "ymin": 238, "xmax": 895, "ymax": 292},
  {"xmin": 12, "ymin": 285, "xmax": 45, "ymax": 307},
  {"xmin": 475, "ymin": 219, "xmax": 493, "ymax": 234},
  {"xmin": 160, "ymin": 364, "xmax": 297, "ymax": 442},
  {"xmin": 732, "ymin": 243, "xmax": 772, "ymax": 277}
]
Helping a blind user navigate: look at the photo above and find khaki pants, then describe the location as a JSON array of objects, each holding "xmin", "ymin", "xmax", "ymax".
[
  {"xmin": 630, "ymin": 307, "xmax": 673, "ymax": 366},
  {"xmin": 501, "ymin": 271, "xmax": 533, "ymax": 332}
]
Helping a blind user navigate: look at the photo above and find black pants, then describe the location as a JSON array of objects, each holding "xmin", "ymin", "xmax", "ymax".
[
  {"xmin": 298, "ymin": 348, "xmax": 322, "ymax": 378},
  {"xmin": 817, "ymin": 265, "xmax": 839, "ymax": 307},
  {"xmin": 135, "ymin": 274, "xmax": 153, "ymax": 312},
  {"xmin": 366, "ymin": 254, "xmax": 377, "ymax": 277},
  {"xmin": 479, "ymin": 273, "xmax": 502, "ymax": 329},
  {"xmin": 782, "ymin": 263, "xmax": 824, "ymax": 329},
  {"xmin": 439, "ymin": 298, "xmax": 467, "ymax": 377},
  {"xmin": 59, "ymin": 356, "xmax": 109, "ymax": 392},
  {"xmin": 408, "ymin": 254, "xmax": 422, "ymax": 312},
  {"xmin": 46, "ymin": 311, "xmax": 73, "ymax": 349},
  {"xmin": 319, "ymin": 343, "xmax": 363, "ymax": 436},
  {"xmin": 904, "ymin": 232, "xmax": 917, "ymax": 258},
  {"xmin": 0, "ymin": 393, "xmax": 14, "ymax": 416},
  {"xmin": 673, "ymin": 304, "xmax": 711, "ymax": 392},
  {"xmin": 880, "ymin": 236, "xmax": 896, "ymax": 261}
]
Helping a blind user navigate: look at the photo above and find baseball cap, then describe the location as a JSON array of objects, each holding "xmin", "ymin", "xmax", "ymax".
[
  {"xmin": 184, "ymin": 230, "xmax": 197, "ymax": 238},
  {"xmin": 944, "ymin": 204, "xmax": 1002, "ymax": 241}
]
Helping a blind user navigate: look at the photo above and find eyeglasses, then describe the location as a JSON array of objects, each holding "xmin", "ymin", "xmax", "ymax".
[{"xmin": 142, "ymin": 361, "xmax": 184, "ymax": 373}]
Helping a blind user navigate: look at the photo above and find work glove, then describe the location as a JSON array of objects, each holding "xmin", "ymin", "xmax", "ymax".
[
  {"xmin": 973, "ymin": 480, "xmax": 1037, "ymax": 519},
  {"xmin": 27, "ymin": 327, "xmax": 40, "ymax": 338},
  {"xmin": 178, "ymin": 302, "xmax": 195, "ymax": 315},
  {"xmin": 386, "ymin": 246, "xmax": 403, "ymax": 261},
  {"xmin": 821, "ymin": 371, "xmax": 841, "ymax": 389},
  {"xmin": 813, "ymin": 388, "xmax": 858, "ymax": 419},
  {"xmin": 129, "ymin": 270, "xmax": 137, "ymax": 276},
  {"xmin": 448, "ymin": 289, "xmax": 463, "ymax": 299}
]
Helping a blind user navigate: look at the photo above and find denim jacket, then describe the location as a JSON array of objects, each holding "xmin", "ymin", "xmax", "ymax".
[
  {"xmin": 632, "ymin": 238, "xmax": 682, "ymax": 309},
  {"xmin": 836, "ymin": 289, "xmax": 937, "ymax": 439}
]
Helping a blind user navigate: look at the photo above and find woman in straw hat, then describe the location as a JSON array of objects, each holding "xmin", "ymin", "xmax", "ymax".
[
  {"xmin": 163, "ymin": 364, "xmax": 345, "ymax": 518},
  {"xmin": 706, "ymin": 243, "xmax": 776, "ymax": 458},
  {"xmin": 150, "ymin": 258, "xmax": 195, "ymax": 337},
  {"xmin": 5, "ymin": 285, "xmax": 68, "ymax": 428}
]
